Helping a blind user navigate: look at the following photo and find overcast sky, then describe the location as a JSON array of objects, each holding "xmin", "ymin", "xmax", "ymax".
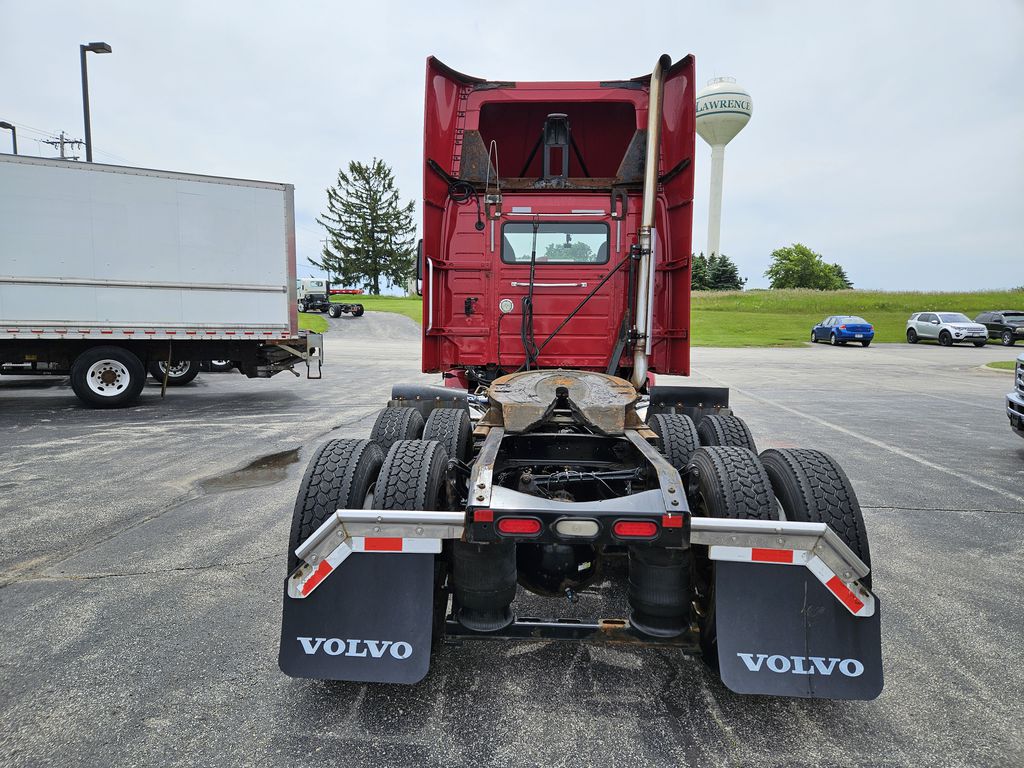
[{"xmin": 2, "ymin": 1, "xmax": 1021, "ymax": 291}]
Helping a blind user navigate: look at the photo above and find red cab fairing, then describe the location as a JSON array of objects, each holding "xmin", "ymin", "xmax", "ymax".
[{"xmin": 422, "ymin": 56, "xmax": 694, "ymax": 379}]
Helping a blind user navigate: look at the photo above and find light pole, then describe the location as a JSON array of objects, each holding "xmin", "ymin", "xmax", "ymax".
[
  {"xmin": 0, "ymin": 122, "xmax": 16, "ymax": 154},
  {"xmin": 80, "ymin": 41, "xmax": 112, "ymax": 162}
]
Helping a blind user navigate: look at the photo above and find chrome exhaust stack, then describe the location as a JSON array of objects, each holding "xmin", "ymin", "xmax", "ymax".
[{"xmin": 631, "ymin": 54, "xmax": 671, "ymax": 390}]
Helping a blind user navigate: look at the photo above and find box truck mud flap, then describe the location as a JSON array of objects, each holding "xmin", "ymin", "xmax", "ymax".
[
  {"xmin": 714, "ymin": 561, "xmax": 883, "ymax": 700},
  {"xmin": 278, "ymin": 553, "xmax": 435, "ymax": 683}
]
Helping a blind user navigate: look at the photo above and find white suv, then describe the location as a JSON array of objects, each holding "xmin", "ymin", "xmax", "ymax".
[{"xmin": 906, "ymin": 312, "xmax": 987, "ymax": 347}]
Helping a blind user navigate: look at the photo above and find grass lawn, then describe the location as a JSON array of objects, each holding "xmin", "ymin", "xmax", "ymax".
[
  {"xmin": 692, "ymin": 288, "xmax": 1024, "ymax": 347},
  {"xmin": 325, "ymin": 287, "xmax": 1024, "ymax": 348},
  {"xmin": 985, "ymin": 360, "xmax": 1018, "ymax": 371},
  {"xmin": 298, "ymin": 312, "xmax": 328, "ymax": 334},
  {"xmin": 331, "ymin": 294, "xmax": 422, "ymax": 323}
]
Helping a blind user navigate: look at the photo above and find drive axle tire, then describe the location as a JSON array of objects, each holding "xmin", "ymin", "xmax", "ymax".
[
  {"xmin": 287, "ymin": 438, "xmax": 384, "ymax": 572},
  {"xmin": 939, "ymin": 330, "xmax": 953, "ymax": 346},
  {"xmin": 148, "ymin": 360, "xmax": 200, "ymax": 386},
  {"xmin": 648, "ymin": 413, "xmax": 700, "ymax": 471},
  {"xmin": 861, "ymin": 340, "xmax": 871, "ymax": 347},
  {"xmin": 697, "ymin": 414, "xmax": 757, "ymax": 454},
  {"xmin": 759, "ymin": 448, "xmax": 871, "ymax": 588},
  {"xmin": 208, "ymin": 360, "xmax": 234, "ymax": 372},
  {"xmin": 423, "ymin": 408, "xmax": 473, "ymax": 463},
  {"xmin": 907, "ymin": 328, "xmax": 918, "ymax": 344},
  {"xmin": 810, "ymin": 331, "xmax": 817, "ymax": 343},
  {"xmin": 687, "ymin": 446, "xmax": 776, "ymax": 669},
  {"xmin": 373, "ymin": 439, "xmax": 448, "ymax": 512},
  {"xmin": 70, "ymin": 346, "xmax": 146, "ymax": 408},
  {"xmin": 328, "ymin": 305, "xmax": 341, "ymax": 318},
  {"xmin": 830, "ymin": 333, "xmax": 838, "ymax": 346},
  {"xmin": 1001, "ymin": 330, "xmax": 1015, "ymax": 346},
  {"xmin": 370, "ymin": 407, "xmax": 425, "ymax": 452},
  {"xmin": 352, "ymin": 305, "xmax": 365, "ymax": 317}
]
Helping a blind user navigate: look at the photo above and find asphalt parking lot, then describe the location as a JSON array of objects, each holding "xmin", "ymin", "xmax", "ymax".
[{"xmin": 1, "ymin": 312, "xmax": 1022, "ymax": 768}]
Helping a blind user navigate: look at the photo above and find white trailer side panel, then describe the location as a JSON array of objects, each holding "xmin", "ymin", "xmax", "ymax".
[{"xmin": 0, "ymin": 156, "xmax": 297, "ymax": 338}]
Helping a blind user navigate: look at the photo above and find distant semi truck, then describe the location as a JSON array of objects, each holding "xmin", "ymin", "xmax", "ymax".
[{"xmin": 0, "ymin": 155, "xmax": 322, "ymax": 408}]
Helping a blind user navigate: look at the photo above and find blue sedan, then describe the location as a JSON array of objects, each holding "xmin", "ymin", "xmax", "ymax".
[{"xmin": 811, "ymin": 315, "xmax": 875, "ymax": 347}]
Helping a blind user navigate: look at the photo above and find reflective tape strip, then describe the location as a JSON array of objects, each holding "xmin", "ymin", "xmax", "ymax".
[
  {"xmin": 805, "ymin": 555, "xmax": 871, "ymax": 616},
  {"xmin": 289, "ymin": 539, "xmax": 353, "ymax": 599},
  {"xmin": 708, "ymin": 546, "xmax": 874, "ymax": 617},
  {"xmin": 351, "ymin": 537, "xmax": 442, "ymax": 554},
  {"xmin": 710, "ymin": 545, "xmax": 809, "ymax": 566},
  {"xmin": 288, "ymin": 537, "xmax": 443, "ymax": 599}
]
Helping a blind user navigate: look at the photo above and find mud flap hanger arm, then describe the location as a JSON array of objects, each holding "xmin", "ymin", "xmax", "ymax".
[{"xmin": 689, "ymin": 517, "xmax": 876, "ymax": 617}]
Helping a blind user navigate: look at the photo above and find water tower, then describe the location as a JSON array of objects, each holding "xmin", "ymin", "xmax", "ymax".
[{"xmin": 696, "ymin": 77, "xmax": 752, "ymax": 258}]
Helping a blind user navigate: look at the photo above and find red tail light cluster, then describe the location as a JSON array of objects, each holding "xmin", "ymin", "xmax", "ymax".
[
  {"xmin": 496, "ymin": 517, "xmax": 542, "ymax": 535},
  {"xmin": 612, "ymin": 520, "xmax": 658, "ymax": 538}
]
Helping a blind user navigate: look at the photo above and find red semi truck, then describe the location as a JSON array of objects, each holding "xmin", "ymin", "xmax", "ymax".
[{"xmin": 279, "ymin": 55, "xmax": 883, "ymax": 700}]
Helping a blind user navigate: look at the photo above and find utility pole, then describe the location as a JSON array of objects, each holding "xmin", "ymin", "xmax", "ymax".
[{"xmin": 42, "ymin": 132, "xmax": 83, "ymax": 160}]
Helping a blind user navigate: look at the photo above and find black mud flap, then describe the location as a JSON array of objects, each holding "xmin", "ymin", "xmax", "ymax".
[
  {"xmin": 714, "ymin": 562, "xmax": 883, "ymax": 700},
  {"xmin": 279, "ymin": 553, "xmax": 435, "ymax": 684}
]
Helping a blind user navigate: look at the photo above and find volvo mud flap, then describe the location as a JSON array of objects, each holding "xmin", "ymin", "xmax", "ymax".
[
  {"xmin": 714, "ymin": 562, "xmax": 883, "ymax": 700},
  {"xmin": 278, "ymin": 553, "xmax": 435, "ymax": 684}
]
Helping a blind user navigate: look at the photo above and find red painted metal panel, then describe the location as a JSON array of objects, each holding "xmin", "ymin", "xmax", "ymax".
[{"xmin": 422, "ymin": 56, "xmax": 694, "ymax": 379}]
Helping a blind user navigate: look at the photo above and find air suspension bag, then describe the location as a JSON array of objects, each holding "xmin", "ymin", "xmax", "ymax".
[
  {"xmin": 628, "ymin": 546, "xmax": 690, "ymax": 637},
  {"xmin": 452, "ymin": 541, "xmax": 517, "ymax": 632}
]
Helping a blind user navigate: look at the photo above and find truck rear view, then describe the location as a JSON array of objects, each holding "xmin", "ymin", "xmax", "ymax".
[{"xmin": 279, "ymin": 55, "xmax": 883, "ymax": 700}]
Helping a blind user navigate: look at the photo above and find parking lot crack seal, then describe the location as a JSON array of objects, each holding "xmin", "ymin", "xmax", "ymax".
[
  {"xmin": 862, "ymin": 505, "xmax": 1022, "ymax": 516},
  {"xmin": 4, "ymin": 553, "xmax": 280, "ymax": 585}
]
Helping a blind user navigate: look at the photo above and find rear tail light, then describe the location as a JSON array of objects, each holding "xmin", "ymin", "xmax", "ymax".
[
  {"xmin": 496, "ymin": 517, "xmax": 542, "ymax": 535},
  {"xmin": 612, "ymin": 520, "xmax": 658, "ymax": 538},
  {"xmin": 840, "ymin": 324, "xmax": 847, "ymax": 329}
]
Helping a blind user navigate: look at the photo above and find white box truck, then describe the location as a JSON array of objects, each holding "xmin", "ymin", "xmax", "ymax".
[{"xmin": 0, "ymin": 154, "xmax": 322, "ymax": 407}]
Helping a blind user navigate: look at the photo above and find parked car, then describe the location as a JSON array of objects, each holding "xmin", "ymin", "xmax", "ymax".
[
  {"xmin": 975, "ymin": 310, "xmax": 1024, "ymax": 347},
  {"xmin": 906, "ymin": 312, "xmax": 987, "ymax": 346},
  {"xmin": 811, "ymin": 316, "xmax": 874, "ymax": 346},
  {"xmin": 1007, "ymin": 352, "xmax": 1024, "ymax": 439}
]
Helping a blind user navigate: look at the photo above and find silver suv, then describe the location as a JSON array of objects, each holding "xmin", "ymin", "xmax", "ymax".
[{"xmin": 906, "ymin": 312, "xmax": 987, "ymax": 347}]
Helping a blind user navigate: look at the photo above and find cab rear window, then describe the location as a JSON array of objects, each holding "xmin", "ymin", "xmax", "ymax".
[{"xmin": 501, "ymin": 222, "xmax": 609, "ymax": 264}]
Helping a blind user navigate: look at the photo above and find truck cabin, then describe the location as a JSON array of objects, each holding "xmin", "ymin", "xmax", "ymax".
[{"xmin": 420, "ymin": 56, "xmax": 696, "ymax": 392}]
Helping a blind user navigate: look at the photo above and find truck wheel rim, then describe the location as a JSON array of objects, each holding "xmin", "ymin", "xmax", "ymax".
[
  {"xmin": 211, "ymin": 360, "xmax": 230, "ymax": 366},
  {"xmin": 86, "ymin": 360, "xmax": 130, "ymax": 396},
  {"xmin": 159, "ymin": 361, "xmax": 191, "ymax": 378}
]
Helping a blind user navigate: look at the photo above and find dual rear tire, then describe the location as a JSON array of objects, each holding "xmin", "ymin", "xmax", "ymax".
[{"xmin": 687, "ymin": 443, "xmax": 871, "ymax": 669}]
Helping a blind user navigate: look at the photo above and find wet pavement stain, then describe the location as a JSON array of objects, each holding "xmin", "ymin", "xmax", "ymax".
[{"xmin": 200, "ymin": 448, "xmax": 301, "ymax": 493}]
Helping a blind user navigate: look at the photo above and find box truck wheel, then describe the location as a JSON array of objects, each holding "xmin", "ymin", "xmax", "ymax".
[
  {"xmin": 208, "ymin": 360, "xmax": 234, "ymax": 372},
  {"xmin": 352, "ymin": 305, "xmax": 364, "ymax": 317},
  {"xmin": 288, "ymin": 439, "xmax": 384, "ymax": 572},
  {"xmin": 328, "ymin": 305, "xmax": 342, "ymax": 318},
  {"xmin": 697, "ymin": 414, "xmax": 758, "ymax": 454},
  {"xmin": 759, "ymin": 448, "xmax": 871, "ymax": 588},
  {"xmin": 148, "ymin": 360, "xmax": 200, "ymax": 385},
  {"xmin": 648, "ymin": 413, "xmax": 700, "ymax": 470},
  {"xmin": 70, "ymin": 346, "xmax": 147, "ymax": 408},
  {"xmin": 370, "ymin": 407, "xmax": 425, "ymax": 453},
  {"xmin": 686, "ymin": 446, "xmax": 776, "ymax": 669},
  {"xmin": 423, "ymin": 408, "xmax": 472, "ymax": 463}
]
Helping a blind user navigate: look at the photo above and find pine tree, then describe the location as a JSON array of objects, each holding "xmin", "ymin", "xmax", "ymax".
[
  {"xmin": 707, "ymin": 253, "xmax": 746, "ymax": 290},
  {"xmin": 691, "ymin": 252, "xmax": 710, "ymax": 291},
  {"xmin": 310, "ymin": 159, "xmax": 416, "ymax": 295},
  {"xmin": 830, "ymin": 263, "xmax": 854, "ymax": 289}
]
